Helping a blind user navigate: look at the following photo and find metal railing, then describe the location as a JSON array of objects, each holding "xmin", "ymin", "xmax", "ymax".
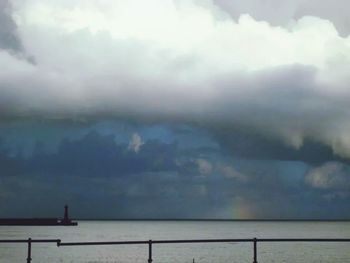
[
  {"xmin": 0, "ymin": 237, "xmax": 349, "ymax": 263},
  {"xmin": 0, "ymin": 239, "xmax": 60, "ymax": 263}
]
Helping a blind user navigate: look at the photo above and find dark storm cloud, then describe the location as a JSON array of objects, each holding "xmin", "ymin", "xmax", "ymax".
[
  {"xmin": 211, "ymin": 127, "xmax": 350, "ymax": 165},
  {"xmin": 25, "ymin": 131, "xmax": 178, "ymax": 177},
  {"xmin": 220, "ymin": 158, "xmax": 350, "ymax": 219},
  {"xmin": 0, "ymin": 0, "xmax": 23, "ymax": 52},
  {"xmin": 0, "ymin": 0, "xmax": 35, "ymax": 63},
  {"xmin": 0, "ymin": 126, "xmax": 349, "ymax": 219},
  {"xmin": 0, "ymin": 143, "xmax": 21, "ymax": 176},
  {"xmin": 0, "ymin": 130, "xmax": 231, "ymax": 218}
]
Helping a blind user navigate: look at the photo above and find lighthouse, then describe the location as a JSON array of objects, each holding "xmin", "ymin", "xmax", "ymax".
[
  {"xmin": 63, "ymin": 205, "xmax": 69, "ymax": 223},
  {"xmin": 61, "ymin": 205, "xmax": 77, "ymax": 225}
]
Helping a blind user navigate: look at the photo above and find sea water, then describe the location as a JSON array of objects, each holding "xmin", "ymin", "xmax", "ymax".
[{"xmin": 0, "ymin": 221, "xmax": 349, "ymax": 263}]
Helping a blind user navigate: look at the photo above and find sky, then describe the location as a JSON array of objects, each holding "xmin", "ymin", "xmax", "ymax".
[{"xmin": 0, "ymin": 0, "xmax": 349, "ymax": 219}]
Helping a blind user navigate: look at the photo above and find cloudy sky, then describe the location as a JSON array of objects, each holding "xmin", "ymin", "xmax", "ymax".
[{"xmin": 0, "ymin": 0, "xmax": 350, "ymax": 219}]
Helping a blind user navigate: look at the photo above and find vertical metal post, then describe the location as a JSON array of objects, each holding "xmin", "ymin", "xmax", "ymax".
[
  {"xmin": 148, "ymin": 240, "xmax": 153, "ymax": 263},
  {"xmin": 27, "ymin": 238, "xmax": 32, "ymax": 263},
  {"xmin": 253, "ymin": 238, "xmax": 258, "ymax": 263}
]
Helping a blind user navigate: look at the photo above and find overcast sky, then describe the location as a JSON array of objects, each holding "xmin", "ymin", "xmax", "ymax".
[{"xmin": 0, "ymin": 0, "xmax": 349, "ymax": 219}]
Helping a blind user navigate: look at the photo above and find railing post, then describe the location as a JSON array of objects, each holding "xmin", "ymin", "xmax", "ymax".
[
  {"xmin": 253, "ymin": 238, "xmax": 258, "ymax": 263},
  {"xmin": 27, "ymin": 238, "xmax": 32, "ymax": 263},
  {"xmin": 148, "ymin": 240, "xmax": 153, "ymax": 263}
]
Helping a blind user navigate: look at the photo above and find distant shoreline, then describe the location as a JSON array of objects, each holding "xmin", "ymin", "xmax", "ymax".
[{"xmin": 0, "ymin": 218, "xmax": 78, "ymax": 226}]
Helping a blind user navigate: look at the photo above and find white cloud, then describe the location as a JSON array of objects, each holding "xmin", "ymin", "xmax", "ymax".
[
  {"xmin": 217, "ymin": 164, "xmax": 248, "ymax": 182},
  {"xmin": 196, "ymin": 158, "xmax": 213, "ymax": 175},
  {"xmin": 128, "ymin": 133, "xmax": 144, "ymax": 153},
  {"xmin": 305, "ymin": 162, "xmax": 350, "ymax": 189},
  {"xmin": 1, "ymin": 0, "xmax": 350, "ymax": 157}
]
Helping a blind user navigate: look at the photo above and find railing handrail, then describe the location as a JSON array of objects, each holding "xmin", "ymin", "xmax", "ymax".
[
  {"xmin": 58, "ymin": 238, "xmax": 253, "ymax": 246},
  {"xmin": 2, "ymin": 238, "xmax": 350, "ymax": 244},
  {"xmin": 258, "ymin": 238, "xmax": 350, "ymax": 242},
  {"xmin": 55, "ymin": 237, "xmax": 350, "ymax": 246},
  {"xmin": 0, "ymin": 239, "xmax": 60, "ymax": 243}
]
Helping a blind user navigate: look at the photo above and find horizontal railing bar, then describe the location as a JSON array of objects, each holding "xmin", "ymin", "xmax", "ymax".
[
  {"xmin": 1, "ymin": 238, "xmax": 350, "ymax": 246},
  {"xmin": 59, "ymin": 239, "xmax": 254, "ymax": 246},
  {"xmin": 258, "ymin": 238, "xmax": 350, "ymax": 242},
  {"xmin": 59, "ymin": 241, "xmax": 148, "ymax": 246},
  {"xmin": 0, "ymin": 239, "xmax": 60, "ymax": 243},
  {"xmin": 152, "ymin": 239, "xmax": 253, "ymax": 244},
  {"xmin": 58, "ymin": 238, "xmax": 350, "ymax": 246}
]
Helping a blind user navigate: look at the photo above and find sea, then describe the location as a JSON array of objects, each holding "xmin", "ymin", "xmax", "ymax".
[{"xmin": 0, "ymin": 220, "xmax": 349, "ymax": 263}]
